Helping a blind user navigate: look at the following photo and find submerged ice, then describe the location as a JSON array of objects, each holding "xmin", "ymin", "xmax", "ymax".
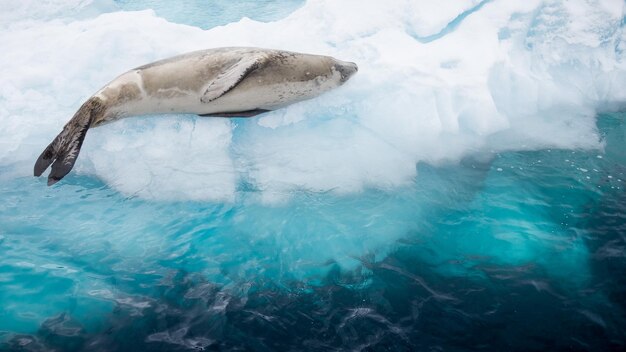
[{"xmin": 0, "ymin": 0, "xmax": 625, "ymax": 343}]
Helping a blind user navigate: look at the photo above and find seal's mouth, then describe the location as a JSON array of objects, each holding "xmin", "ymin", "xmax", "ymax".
[{"xmin": 334, "ymin": 61, "xmax": 358, "ymax": 83}]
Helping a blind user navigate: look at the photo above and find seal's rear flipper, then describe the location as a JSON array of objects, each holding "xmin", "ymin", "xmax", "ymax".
[
  {"xmin": 34, "ymin": 119, "xmax": 91, "ymax": 186},
  {"xmin": 34, "ymin": 140, "xmax": 58, "ymax": 178},
  {"xmin": 34, "ymin": 97, "xmax": 102, "ymax": 186}
]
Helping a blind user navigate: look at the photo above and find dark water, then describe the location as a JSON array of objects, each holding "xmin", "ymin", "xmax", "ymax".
[{"xmin": 1, "ymin": 113, "xmax": 624, "ymax": 351}]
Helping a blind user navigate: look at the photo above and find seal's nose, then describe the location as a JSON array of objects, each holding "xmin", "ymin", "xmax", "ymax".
[{"xmin": 334, "ymin": 61, "xmax": 358, "ymax": 83}]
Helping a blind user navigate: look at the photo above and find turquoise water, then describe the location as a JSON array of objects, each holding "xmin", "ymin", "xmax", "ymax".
[
  {"xmin": 1, "ymin": 113, "xmax": 624, "ymax": 350},
  {"xmin": 114, "ymin": 0, "xmax": 304, "ymax": 28},
  {"xmin": 1, "ymin": 0, "xmax": 625, "ymax": 350}
]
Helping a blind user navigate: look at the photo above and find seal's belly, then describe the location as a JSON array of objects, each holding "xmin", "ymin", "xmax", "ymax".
[
  {"xmin": 115, "ymin": 86, "xmax": 279, "ymax": 116},
  {"xmin": 108, "ymin": 79, "xmax": 322, "ymax": 117}
]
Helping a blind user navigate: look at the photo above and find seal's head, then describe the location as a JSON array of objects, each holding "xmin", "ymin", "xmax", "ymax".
[{"xmin": 332, "ymin": 59, "xmax": 358, "ymax": 83}]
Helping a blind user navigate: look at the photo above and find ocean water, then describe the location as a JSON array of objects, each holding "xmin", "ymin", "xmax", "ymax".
[
  {"xmin": 1, "ymin": 0, "xmax": 625, "ymax": 351},
  {"xmin": 114, "ymin": 0, "xmax": 304, "ymax": 29}
]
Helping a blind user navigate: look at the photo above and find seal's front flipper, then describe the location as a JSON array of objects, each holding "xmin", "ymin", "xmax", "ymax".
[
  {"xmin": 200, "ymin": 54, "xmax": 268, "ymax": 103},
  {"xmin": 34, "ymin": 97, "xmax": 103, "ymax": 186},
  {"xmin": 198, "ymin": 109, "xmax": 270, "ymax": 118}
]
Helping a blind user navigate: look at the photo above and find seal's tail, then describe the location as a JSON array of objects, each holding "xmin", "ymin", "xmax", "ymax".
[
  {"xmin": 34, "ymin": 97, "xmax": 104, "ymax": 186},
  {"xmin": 33, "ymin": 119, "xmax": 91, "ymax": 186}
]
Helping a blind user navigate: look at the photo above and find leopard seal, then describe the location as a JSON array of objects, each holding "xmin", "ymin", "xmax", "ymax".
[{"xmin": 33, "ymin": 47, "xmax": 358, "ymax": 185}]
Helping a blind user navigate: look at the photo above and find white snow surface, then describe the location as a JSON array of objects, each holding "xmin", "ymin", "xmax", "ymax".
[{"xmin": 0, "ymin": 0, "xmax": 624, "ymax": 201}]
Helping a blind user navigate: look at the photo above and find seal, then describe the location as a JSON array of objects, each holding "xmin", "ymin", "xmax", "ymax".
[{"xmin": 33, "ymin": 47, "xmax": 358, "ymax": 185}]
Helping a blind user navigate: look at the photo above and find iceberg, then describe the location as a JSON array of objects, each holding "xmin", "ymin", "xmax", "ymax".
[{"xmin": 0, "ymin": 0, "xmax": 623, "ymax": 200}]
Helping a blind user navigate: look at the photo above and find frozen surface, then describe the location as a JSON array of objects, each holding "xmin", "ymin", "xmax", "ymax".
[{"xmin": 0, "ymin": 0, "xmax": 623, "ymax": 201}]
